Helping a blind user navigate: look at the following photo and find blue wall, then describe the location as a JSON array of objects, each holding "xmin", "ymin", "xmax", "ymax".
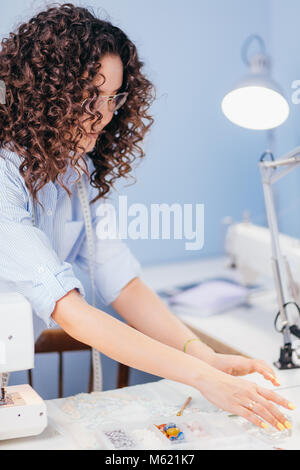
[
  {"xmin": 3, "ymin": 0, "xmax": 281, "ymax": 398},
  {"xmin": 108, "ymin": 0, "xmax": 271, "ymax": 263},
  {"xmin": 266, "ymin": 0, "xmax": 300, "ymax": 238}
]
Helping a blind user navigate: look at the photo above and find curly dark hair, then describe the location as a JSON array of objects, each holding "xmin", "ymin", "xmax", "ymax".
[{"xmin": 0, "ymin": 2, "xmax": 155, "ymax": 204}]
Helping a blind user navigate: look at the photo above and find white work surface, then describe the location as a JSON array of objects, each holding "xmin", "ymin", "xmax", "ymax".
[
  {"xmin": 2, "ymin": 255, "xmax": 300, "ymax": 450},
  {"xmin": 1, "ymin": 378, "xmax": 300, "ymax": 450}
]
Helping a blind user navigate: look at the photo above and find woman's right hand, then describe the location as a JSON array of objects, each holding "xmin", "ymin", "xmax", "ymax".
[{"xmin": 196, "ymin": 368, "xmax": 294, "ymax": 431}]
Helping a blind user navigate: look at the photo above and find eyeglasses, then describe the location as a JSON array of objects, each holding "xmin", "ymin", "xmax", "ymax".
[{"xmin": 81, "ymin": 91, "xmax": 128, "ymax": 114}]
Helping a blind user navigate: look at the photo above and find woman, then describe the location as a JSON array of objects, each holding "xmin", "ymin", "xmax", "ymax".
[{"xmin": 0, "ymin": 3, "xmax": 294, "ymax": 432}]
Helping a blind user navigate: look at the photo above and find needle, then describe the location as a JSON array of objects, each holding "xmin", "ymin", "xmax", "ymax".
[{"xmin": 176, "ymin": 396, "xmax": 192, "ymax": 416}]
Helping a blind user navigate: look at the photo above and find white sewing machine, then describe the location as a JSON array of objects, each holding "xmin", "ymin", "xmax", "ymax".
[
  {"xmin": 225, "ymin": 221, "xmax": 300, "ymax": 306},
  {"xmin": 0, "ymin": 292, "xmax": 47, "ymax": 440},
  {"xmin": 225, "ymin": 220, "xmax": 300, "ymax": 368}
]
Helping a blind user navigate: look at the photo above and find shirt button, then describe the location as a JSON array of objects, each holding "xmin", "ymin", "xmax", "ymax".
[
  {"xmin": 47, "ymin": 209, "xmax": 53, "ymax": 216},
  {"xmin": 37, "ymin": 266, "xmax": 45, "ymax": 274}
]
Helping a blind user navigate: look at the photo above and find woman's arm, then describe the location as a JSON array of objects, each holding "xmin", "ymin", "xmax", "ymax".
[
  {"xmin": 111, "ymin": 277, "xmax": 280, "ymax": 387},
  {"xmin": 51, "ymin": 288, "xmax": 211, "ymax": 387},
  {"xmin": 51, "ymin": 288, "xmax": 293, "ymax": 431},
  {"xmin": 111, "ymin": 277, "xmax": 216, "ymax": 364}
]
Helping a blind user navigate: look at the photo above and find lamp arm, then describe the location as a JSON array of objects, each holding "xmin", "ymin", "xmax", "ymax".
[
  {"xmin": 260, "ymin": 146, "xmax": 300, "ymax": 168},
  {"xmin": 259, "ymin": 162, "xmax": 292, "ymax": 347}
]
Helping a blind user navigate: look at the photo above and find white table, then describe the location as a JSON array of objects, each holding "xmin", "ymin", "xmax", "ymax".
[{"xmin": 1, "ymin": 377, "xmax": 300, "ymax": 450}]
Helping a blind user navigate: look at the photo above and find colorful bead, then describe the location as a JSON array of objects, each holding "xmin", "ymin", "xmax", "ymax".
[
  {"xmin": 164, "ymin": 423, "xmax": 177, "ymax": 431},
  {"xmin": 156, "ymin": 422, "xmax": 185, "ymax": 442},
  {"xmin": 166, "ymin": 427, "xmax": 180, "ymax": 437}
]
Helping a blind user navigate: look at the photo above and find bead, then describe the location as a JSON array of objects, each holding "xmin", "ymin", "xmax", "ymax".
[
  {"xmin": 164, "ymin": 422, "xmax": 177, "ymax": 431},
  {"xmin": 166, "ymin": 427, "xmax": 180, "ymax": 437}
]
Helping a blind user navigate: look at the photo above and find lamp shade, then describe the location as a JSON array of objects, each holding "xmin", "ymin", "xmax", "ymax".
[
  {"xmin": 222, "ymin": 37, "xmax": 290, "ymax": 130},
  {"xmin": 222, "ymin": 75, "xmax": 290, "ymax": 130}
]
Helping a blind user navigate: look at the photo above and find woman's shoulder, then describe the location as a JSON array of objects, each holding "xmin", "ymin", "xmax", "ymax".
[
  {"xmin": 0, "ymin": 144, "xmax": 30, "ymax": 196},
  {"xmin": 0, "ymin": 145, "xmax": 95, "ymax": 198},
  {"xmin": 0, "ymin": 143, "xmax": 24, "ymax": 167}
]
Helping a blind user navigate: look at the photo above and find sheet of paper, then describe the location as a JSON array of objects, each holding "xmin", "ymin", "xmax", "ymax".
[{"xmin": 167, "ymin": 280, "xmax": 249, "ymax": 317}]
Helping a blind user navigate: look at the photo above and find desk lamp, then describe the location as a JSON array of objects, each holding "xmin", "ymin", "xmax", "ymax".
[
  {"xmin": 222, "ymin": 35, "xmax": 300, "ymax": 369},
  {"xmin": 222, "ymin": 34, "xmax": 289, "ymax": 130}
]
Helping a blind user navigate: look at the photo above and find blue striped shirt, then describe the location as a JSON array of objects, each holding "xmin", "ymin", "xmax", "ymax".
[{"xmin": 0, "ymin": 146, "xmax": 142, "ymax": 330}]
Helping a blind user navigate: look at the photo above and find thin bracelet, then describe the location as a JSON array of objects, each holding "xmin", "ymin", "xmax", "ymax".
[{"xmin": 183, "ymin": 338, "xmax": 201, "ymax": 353}]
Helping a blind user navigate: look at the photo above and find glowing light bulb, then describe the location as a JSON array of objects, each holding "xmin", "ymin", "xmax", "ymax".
[{"xmin": 222, "ymin": 85, "xmax": 289, "ymax": 130}]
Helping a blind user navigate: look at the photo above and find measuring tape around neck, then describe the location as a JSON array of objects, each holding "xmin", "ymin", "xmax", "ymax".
[
  {"xmin": 76, "ymin": 178, "xmax": 103, "ymax": 392},
  {"xmin": 28, "ymin": 179, "xmax": 103, "ymax": 393}
]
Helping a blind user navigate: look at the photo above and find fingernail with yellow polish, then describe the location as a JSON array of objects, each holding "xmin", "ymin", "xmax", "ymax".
[
  {"xmin": 261, "ymin": 422, "xmax": 268, "ymax": 429},
  {"xmin": 277, "ymin": 422, "xmax": 285, "ymax": 431},
  {"xmin": 268, "ymin": 374, "xmax": 278, "ymax": 384},
  {"xmin": 270, "ymin": 374, "xmax": 280, "ymax": 384},
  {"xmin": 284, "ymin": 420, "xmax": 292, "ymax": 430},
  {"xmin": 288, "ymin": 403, "xmax": 296, "ymax": 410}
]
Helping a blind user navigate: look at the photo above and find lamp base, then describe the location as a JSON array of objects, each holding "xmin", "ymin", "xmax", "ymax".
[{"xmin": 274, "ymin": 343, "xmax": 300, "ymax": 370}]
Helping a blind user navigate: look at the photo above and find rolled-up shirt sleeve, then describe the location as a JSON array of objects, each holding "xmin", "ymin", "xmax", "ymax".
[
  {"xmin": 75, "ymin": 184, "xmax": 142, "ymax": 306},
  {"xmin": 0, "ymin": 157, "xmax": 85, "ymax": 328}
]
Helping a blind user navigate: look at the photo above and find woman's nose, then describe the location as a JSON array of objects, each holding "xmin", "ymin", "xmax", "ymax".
[{"xmin": 98, "ymin": 102, "xmax": 114, "ymax": 124}]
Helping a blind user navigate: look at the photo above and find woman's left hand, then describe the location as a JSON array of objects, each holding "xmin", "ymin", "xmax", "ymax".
[{"xmin": 211, "ymin": 353, "xmax": 280, "ymax": 387}]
